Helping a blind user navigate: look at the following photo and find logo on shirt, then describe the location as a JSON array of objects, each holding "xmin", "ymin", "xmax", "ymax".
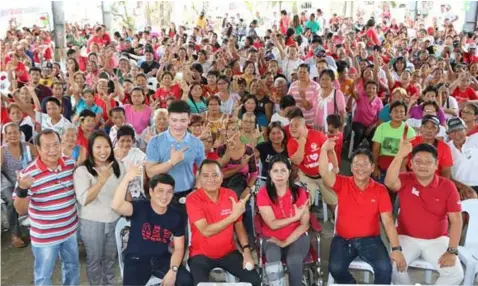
[
  {"xmin": 411, "ymin": 187, "xmax": 420, "ymax": 197},
  {"xmin": 371, "ymin": 199, "xmax": 376, "ymax": 203},
  {"xmin": 311, "ymin": 143, "xmax": 319, "ymax": 152},
  {"xmin": 141, "ymin": 223, "xmax": 172, "ymax": 243},
  {"xmin": 221, "ymin": 208, "xmax": 232, "ymax": 216}
]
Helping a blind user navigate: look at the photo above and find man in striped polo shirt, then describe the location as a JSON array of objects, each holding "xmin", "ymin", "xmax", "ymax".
[{"xmin": 14, "ymin": 129, "xmax": 80, "ymax": 286}]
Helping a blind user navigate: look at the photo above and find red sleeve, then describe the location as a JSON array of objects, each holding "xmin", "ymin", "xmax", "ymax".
[
  {"xmin": 331, "ymin": 175, "xmax": 345, "ymax": 194},
  {"xmin": 398, "ymin": 172, "xmax": 413, "ymax": 192},
  {"xmin": 45, "ymin": 48, "xmax": 52, "ymax": 60},
  {"xmin": 440, "ymin": 144, "xmax": 453, "ymax": 168},
  {"xmin": 296, "ymin": 188, "xmax": 308, "ymax": 207},
  {"xmin": 287, "ymin": 138, "xmax": 299, "ymax": 157},
  {"xmin": 444, "ymin": 180, "xmax": 462, "ymax": 213},
  {"xmin": 467, "ymin": 88, "xmax": 478, "ymax": 100},
  {"xmin": 185, "ymin": 194, "xmax": 205, "ymax": 224},
  {"xmin": 378, "ymin": 185, "xmax": 393, "ymax": 213},
  {"xmin": 256, "ymin": 187, "xmax": 270, "ymax": 207}
]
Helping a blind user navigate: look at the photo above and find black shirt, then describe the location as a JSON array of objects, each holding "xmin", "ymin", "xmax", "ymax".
[
  {"xmin": 125, "ymin": 201, "xmax": 185, "ymax": 258},
  {"xmin": 256, "ymin": 141, "xmax": 288, "ymax": 178},
  {"xmin": 140, "ymin": 60, "xmax": 160, "ymax": 75}
]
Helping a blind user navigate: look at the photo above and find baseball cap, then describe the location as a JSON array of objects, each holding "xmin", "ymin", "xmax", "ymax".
[
  {"xmin": 421, "ymin": 115, "xmax": 439, "ymax": 126},
  {"xmin": 447, "ymin": 117, "xmax": 466, "ymax": 132}
]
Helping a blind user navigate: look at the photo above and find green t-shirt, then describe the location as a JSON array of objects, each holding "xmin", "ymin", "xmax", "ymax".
[
  {"xmin": 305, "ymin": 20, "xmax": 320, "ymax": 33},
  {"xmin": 294, "ymin": 25, "xmax": 303, "ymax": 35},
  {"xmin": 240, "ymin": 134, "xmax": 265, "ymax": 146},
  {"xmin": 372, "ymin": 122, "xmax": 416, "ymax": 156}
]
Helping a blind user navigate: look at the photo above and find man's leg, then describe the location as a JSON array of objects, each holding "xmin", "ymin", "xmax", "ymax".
[
  {"xmin": 79, "ymin": 219, "xmax": 105, "ymax": 285},
  {"xmin": 328, "ymin": 235, "xmax": 357, "ymax": 284},
  {"xmin": 355, "ymin": 236, "xmax": 392, "ymax": 284},
  {"xmin": 318, "ymin": 179, "xmax": 337, "ymax": 219},
  {"xmin": 150, "ymin": 255, "xmax": 193, "ymax": 286},
  {"xmin": 392, "ymin": 235, "xmax": 422, "ymax": 285},
  {"xmin": 32, "ymin": 243, "xmax": 60, "ymax": 286},
  {"xmin": 420, "ymin": 236, "xmax": 464, "ymax": 285},
  {"xmin": 123, "ymin": 255, "xmax": 152, "ymax": 286},
  {"xmin": 297, "ymin": 171, "xmax": 318, "ymax": 206},
  {"xmin": 218, "ymin": 251, "xmax": 261, "ymax": 286},
  {"xmin": 101, "ymin": 221, "xmax": 118, "ymax": 285},
  {"xmin": 188, "ymin": 255, "xmax": 217, "ymax": 285},
  {"xmin": 285, "ymin": 233, "xmax": 310, "ymax": 286},
  {"xmin": 59, "ymin": 233, "xmax": 80, "ymax": 286}
]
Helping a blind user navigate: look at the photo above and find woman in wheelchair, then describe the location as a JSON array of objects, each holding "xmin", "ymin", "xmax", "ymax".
[
  {"xmin": 112, "ymin": 169, "xmax": 193, "ymax": 286},
  {"xmin": 256, "ymin": 155, "xmax": 311, "ymax": 286}
]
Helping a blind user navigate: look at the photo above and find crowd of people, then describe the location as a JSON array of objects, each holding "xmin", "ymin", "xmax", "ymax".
[{"xmin": 1, "ymin": 3, "xmax": 478, "ymax": 286}]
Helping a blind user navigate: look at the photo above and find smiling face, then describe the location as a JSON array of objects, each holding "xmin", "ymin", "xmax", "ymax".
[
  {"xmin": 92, "ymin": 136, "xmax": 111, "ymax": 166},
  {"xmin": 199, "ymin": 163, "xmax": 223, "ymax": 192},
  {"xmin": 38, "ymin": 133, "xmax": 62, "ymax": 166},
  {"xmin": 350, "ymin": 154, "xmax": 374, "ymax": 182},
  {"xmin": 410, "ymin": 151, "xmax": 437, "ymax": 179},
  {"xmin": 168, "ymin": 112, "xmax": 189, "ymax": 137},
  {"xmin": 149, "ymin": 182, "xmax": 174, "ymax": 208},
  {"xmin": 117, "ymin": 135, "xmax": 134, "ymax": 152}
]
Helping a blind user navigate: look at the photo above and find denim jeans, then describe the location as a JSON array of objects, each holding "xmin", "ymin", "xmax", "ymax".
[
  {"xmin": 31, "ymin": 232, "xmax": 80, "ymax": 286},
  {"xmin": 329, "ymin": 235, "xmax": 392, "ymax": 284}
]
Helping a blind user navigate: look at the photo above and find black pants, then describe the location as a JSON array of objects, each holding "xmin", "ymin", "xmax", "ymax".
[
  {"xmin": 123, "ymin": 254, "xmax": 193, "ymax": 286},
  {"xmin": 189, "ymin": 251, "xmax": 261, "ymax": 286},
  {"xmin": 352, "ymin": 122, "xmax": 376, "ymax": 151}
]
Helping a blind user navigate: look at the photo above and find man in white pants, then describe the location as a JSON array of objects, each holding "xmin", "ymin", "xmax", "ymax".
[{"xmin": 385, "ymin": 141, "xmax": 464, "ymax": 285}]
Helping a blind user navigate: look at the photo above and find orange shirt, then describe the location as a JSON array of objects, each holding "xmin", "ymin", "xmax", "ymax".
[{"xmin": 186, "ymin": 188, "xmax": 241, "ymax": 259}]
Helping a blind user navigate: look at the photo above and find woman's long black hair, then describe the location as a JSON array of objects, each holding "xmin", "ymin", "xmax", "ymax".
[
  {"xmin": 266, "ymin": 154, "xmax": 299, "ymax": 204},
  {"xmin": 82, "ymin": 130, "xmax": 121, "ymax": 178}
]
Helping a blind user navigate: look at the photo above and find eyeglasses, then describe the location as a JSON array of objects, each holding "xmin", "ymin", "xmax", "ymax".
[{"xmin": 351, "ymin": 162, "xmax": 372, "ymax": 169}]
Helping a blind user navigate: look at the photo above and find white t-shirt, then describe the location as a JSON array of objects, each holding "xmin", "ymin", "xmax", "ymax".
[
  {"xmin": 270, "ymin": 113, "xmax": 289, "ymax": 126},
  {"xmin": 35, "ymin": 111, "xmax": 71, "ymax": 136},
  {"xmin": 441, "ymin": 96, "xmax": 459, "ymax": 120},
  {"xmin": 448, "ymin": 134, "xmax": 478, "ymax": 186}
]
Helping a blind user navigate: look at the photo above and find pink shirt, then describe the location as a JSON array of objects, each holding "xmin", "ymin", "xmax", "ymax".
[
  {"xmin": 314, "ymin": 88, "xmax": 346, "ymax": 130},
  {"xmin": 288, "ymin": 80, "xmax": 321, "ymax": 127},
  {"xmin": 123, "ymin": 104, "xmax": 152, "ymax": 134},
  {"xmin": 353, "ymin": 91, "xmax": 383, "ymax": 126}
]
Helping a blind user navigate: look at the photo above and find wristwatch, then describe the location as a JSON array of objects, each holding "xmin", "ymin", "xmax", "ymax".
[
  {"xmin": 447, "ymin": 247, "xmax": 458, "ymax": 255},
  {"xmin": 391, "ymin": 246, "xmax": 402, "ymax": 252},
  {"xmin": 242, "ymin": 244, "xmax": 252, "ymax": 251},
  {"xmin": 171, "ymin": 266, "xmax": 179, "ymax": 273}
]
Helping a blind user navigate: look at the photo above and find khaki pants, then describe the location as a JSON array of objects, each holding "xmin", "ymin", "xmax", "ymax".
[{"xmin": 297, "ymin": 170, "xmax": 338, "ymax": 205}]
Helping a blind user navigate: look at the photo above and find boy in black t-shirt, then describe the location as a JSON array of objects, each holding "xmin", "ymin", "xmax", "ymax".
[{"xmin": 112, "ymin": 168, "xmax": 193, "ymax": 286}]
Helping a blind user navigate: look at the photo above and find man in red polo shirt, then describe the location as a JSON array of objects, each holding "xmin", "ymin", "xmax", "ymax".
[
  {"xmin": 404, "ymin": 115, "xmax": 453, "ymax": 178},
  {"xmin": 186, "ymin": 160, "xmax": 260, "ymax": 286},
  {"xmin": 87, "ymin": 26, "xmax": 111, "ymax": 53},
  {"xmin": 319, "ymin": 140, "xmax": 405, "ymax": 284},
  {"xmin": 287, "ymin": 114, "xmax": 337, "ymax": 215},
  {"xmin": 385, "ymin": 142, "xmax": 464, "ymax": 285}
]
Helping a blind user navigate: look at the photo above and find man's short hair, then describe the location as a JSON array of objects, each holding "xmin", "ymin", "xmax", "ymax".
[
  {"xmin": 147, "ymin": 174, "xmax": 176, "ymax": 199},
  {"xmin": 35, "ymin": 129, "xmax": 61, "ymax": 147},
  {"xmin": 29, "ymin": 67, "xmax": 41, "ymax": 74},
  {"xmin": 326, "ymin": 114, "xmax": 342, "ymax": 128},
  {"xmin": 411, "ymin": 143, "xmax": 438, "ymax": 161},
  {"xmin": 286, "ymin": 107, "xmax": 304, "ymax": 120},
  {"xmin": 45, "ymin": 97, "xmax": 61, "ymax": 107},
  {"xmin": 350, "ymin": 148, "xmax": 375, "ymax": 164},
  {"xmin": 117, "ymin": 125, "xmax": 136, "ymax": 142},
  {"xmin": 198, "ymin": 159, "xmax": 222, "ymax": 174},
  {"xmin": 167, "ymin": 100, "xmax": 191, "ymax": 115},
  {"xmin": 109, "ymin": 106, "xmax": 125, "ymax": 117},
  {"xmin": 280, "ymin": 95, "xmax": 296, "ymax": 110},
  {"xmin": 389, "ymin": 100, "xmax": 408, "ymax": 114}
]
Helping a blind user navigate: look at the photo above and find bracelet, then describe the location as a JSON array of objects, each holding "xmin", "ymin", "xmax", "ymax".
[{"xmin": 15, "ymin": 187, "xmax": 29, "ymax": 198}]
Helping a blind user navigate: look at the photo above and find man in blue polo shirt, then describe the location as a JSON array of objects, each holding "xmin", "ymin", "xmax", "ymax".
[{"xmin": 146, "ymin": 100, "xmax": 205, "ymax": 214}]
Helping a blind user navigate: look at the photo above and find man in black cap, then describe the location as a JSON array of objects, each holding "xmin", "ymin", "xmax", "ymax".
[
  {"xmin": 406, "ymin": 115, "xmax": 453, "ymax": 178},
  {"xmin": 447, "ymin": 117, "xmax": 478, "ymax": 196}
]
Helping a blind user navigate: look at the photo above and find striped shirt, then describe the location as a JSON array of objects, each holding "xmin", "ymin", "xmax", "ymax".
[
  {"xmin": 14, "ymin": 156, "xmax": 78, "ymax": 247},
  {"xmin": 288, "ymin": 80, "xmax": 320, "ymax": 127}
]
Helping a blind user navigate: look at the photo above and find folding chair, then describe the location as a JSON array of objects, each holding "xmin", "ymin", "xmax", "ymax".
[
  {"xmin": 253, "ymin": 200, "xmax": 323, "ymax": 286},
  {"xmin": 459, "ymin": 198, "xmax": 478, "ymax": 286},
  {"xmin": 114, "ymin": 217, "xmax": 162, "ymax": 285}
]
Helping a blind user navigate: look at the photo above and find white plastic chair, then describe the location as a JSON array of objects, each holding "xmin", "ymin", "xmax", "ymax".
[
  {"xmin": 115, "ymin": 217, "xmax": 162, "ymax": 285},
  {"xmin": 459, "ymin": 198, "xmax": 478, "ymax": 286},
  {"xmin": 187, "ymin": 220, "xmax": 237, "ymax": 283}
]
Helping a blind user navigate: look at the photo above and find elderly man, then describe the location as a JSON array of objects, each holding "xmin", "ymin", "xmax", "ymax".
[
  {"xmin": 186, "ymin": 160, "xmax": 261, "ymax": 286},
  {"xmin": 14, "ymin": 129, "xmax": 80, "ymax": 285},
  {"xmin": 385, "ymin": 141, "xmax": 464, "ymax": 285},
  {"xmin": 446, "ymin": 117, "xmax": 478, "ymax": 197}
]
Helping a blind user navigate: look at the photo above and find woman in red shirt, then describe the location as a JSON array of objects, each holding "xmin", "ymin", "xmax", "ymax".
[
  {"xmin": 256, "ymin": 155, "xmax": 310, "ymax": 286},
  {"xmin": 154, "ymin": 72, "xmax": 182, "ymax": 108}
]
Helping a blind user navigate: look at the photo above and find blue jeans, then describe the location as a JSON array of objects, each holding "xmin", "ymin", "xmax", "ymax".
[
  {"xmin": 31, "ymin": 232, "xmax": 80, "ymax": 286},
  {"xmin": 329, "ymin": 235, "xmax": 392, "ymax": 284}
]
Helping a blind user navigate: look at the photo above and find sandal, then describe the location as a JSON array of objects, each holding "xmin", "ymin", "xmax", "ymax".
[{"xmin": 11, "ymin": 236, "xmax": 27, "ymax": 248}]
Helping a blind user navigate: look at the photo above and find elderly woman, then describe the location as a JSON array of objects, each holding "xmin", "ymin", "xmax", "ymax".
[
  {"xmin": 62, "ymin": 125, "xmax": 87, "ymax": 164},
  {"xmin": 139, "ymin": 108, "xmax": 168, "ymax": 150},
  {"xmin": 256, "ymin": 155, "xmax": 310, "ymax": 286}
]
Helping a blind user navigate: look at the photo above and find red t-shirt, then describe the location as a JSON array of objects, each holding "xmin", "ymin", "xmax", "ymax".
[
  {"xmin": 392, "ymin": 82, "xmax": 419, "ymax": 98},
  {"xmin": 154, "ymin": 84, "xmax": 182, "ymax": 108},
  {"xmin": 33, "ymin": 47, "xmax": 52, "ymax": 64},
  {"xmin": 75, "ymin": 127, "xmax": 89, "ymax": 150},
  {"xmin": 87, "ymin": 33, "xmax": 112, "ymax": 52},
  {"xmin": 409, "ymin": 136, "xmax": 453, "ymax": 175},
  {"xmin": 256, "ymin": 186, "xmax": 308, "ymax": 241},
  {"xmin": 94, "ymin": 94, "xmax": 116, "ymax": 122},
  {"xmin": 396, "ymin": 173, "xmax": 462, "ymax": 239},
  {"xmin": 186, "ymin": 188, "xmax": 241, "ymax": 259},
  {"xmin": 467, "ymin": 125, "xmax": 478, "ymax": 136},
  {"xmin": 332, "ymin": 175, "xmax": 392, "ymax": 239},
  {"xmin": 366, "ymin": 28, "xmax": 381, "ymax": 47},
  {"xmin": 452, "ymin": 87, "xmax": 478, "ymax": 102},
  {"xmin": 287, "ymin": 129, "xmax": 327, "ymax": 177},
  {"xmin": 1, "ymin": 106, "xmax": 11, "ymax": 125},
  {"xmin": 14, "ymin": 62, "xmax": 30, "ymax": 84}
]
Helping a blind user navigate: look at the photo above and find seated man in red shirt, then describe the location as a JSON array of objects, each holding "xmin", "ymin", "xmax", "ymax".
[
  {"xmin": 287, "ymin": 113, "xmax": 337, "ymax": 216},
  {"xmin": 186, "ymin": 160, "xmax": 261, "ymax": 286},
  {"xmin": 405, "ymin": 115, "xmax": 453, "ymax": 178},
  {"xmin": 385, "ymin": 142, "xmax": 464, "ymax": 285},
  {"xmin": 320, "ymin": 142, "xmax": 405, "ymax": 284}
]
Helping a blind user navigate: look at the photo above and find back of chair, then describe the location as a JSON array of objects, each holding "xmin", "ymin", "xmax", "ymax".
[
  {"xmin": 461, "ymin": 198, "xmax": 478, "ymax": 248},
  {"xmin": 115, "ymin": 217, "xmax": 131, "ymax": 278}
]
